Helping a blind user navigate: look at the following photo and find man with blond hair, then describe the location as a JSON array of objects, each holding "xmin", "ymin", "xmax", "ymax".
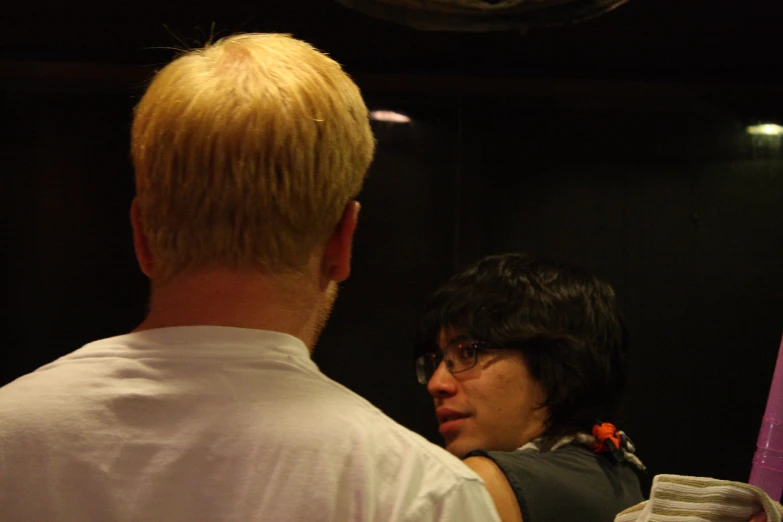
[{"xmin": 0, "ymin": 34, "xmax": 500, "ymax": 521}]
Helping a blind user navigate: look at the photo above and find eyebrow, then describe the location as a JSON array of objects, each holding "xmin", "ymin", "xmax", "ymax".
[
  {"xmin": 427, "ymin": 333, "xmax": 477, "ymax": 356},
  {"xmin": 443, "ymin": 333, "xmax": 475, "ymax": 347}
]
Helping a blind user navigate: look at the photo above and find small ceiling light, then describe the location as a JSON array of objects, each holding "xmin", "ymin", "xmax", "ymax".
[
  {"xmin": 370, "ymin": 110, "xmax": 411, "ymax": 123},
  {"xmin": 746, "ymin": 123, "xmax": 783, "ymax": 136}
]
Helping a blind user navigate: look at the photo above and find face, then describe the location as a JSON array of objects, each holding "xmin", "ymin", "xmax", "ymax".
[{"xmin": 427, "ymin": 328, "xmax": 549, "ymax": 458}]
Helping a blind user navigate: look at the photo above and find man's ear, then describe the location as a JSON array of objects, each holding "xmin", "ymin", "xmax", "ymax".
[
  {"xmin": 322, "ymin": 200, "xmax": 360, "ymax": 283},
  {"xmin": 131, "ymin": 198, "xmax": 155, "ymax": 278}
]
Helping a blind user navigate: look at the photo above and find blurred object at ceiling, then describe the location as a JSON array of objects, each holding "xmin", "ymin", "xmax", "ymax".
[{"xmin": 334, "ymin": 0, "xmax": 632, "ymax": 32}]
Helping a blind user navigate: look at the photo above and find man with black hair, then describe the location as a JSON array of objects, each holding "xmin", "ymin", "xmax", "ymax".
[{"xmin": 414, "ymin": 253, "xmax": 646, "ymax": 522}]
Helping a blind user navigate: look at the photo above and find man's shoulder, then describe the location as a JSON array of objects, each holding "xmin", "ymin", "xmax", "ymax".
[
  {"xmin": 474, "ymin": 443, "xmax": 601, "ymax": 476},
  {"xmin": 0, "ymin": 356, "xmax": 91, "ymax": 434},
  {"xmin": 473, "ymin": 445, "xmax": 644, "ymax": 517},
  {"xmin": 309, "ymin": 380, "xmax": 482, "ymax": 484},
  {"xmin": 316, "ymin": 403, "xmax": 500, "ymax": 521}
]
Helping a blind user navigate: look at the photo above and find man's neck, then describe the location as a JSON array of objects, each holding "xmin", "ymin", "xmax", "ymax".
[{"xmin": 133, "ymin": 268, "xmax": 326, "ymax": 350}]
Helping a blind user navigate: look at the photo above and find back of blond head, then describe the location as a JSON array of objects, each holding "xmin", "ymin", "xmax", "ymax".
[{"xmin": 131, "ymin": 33, "xmax": 375, "ymax": 281}]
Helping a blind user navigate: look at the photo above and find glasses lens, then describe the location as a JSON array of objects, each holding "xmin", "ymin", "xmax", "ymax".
[
  {"xmin": 449, "ymin": 341, "xmax": 482, "ymax": 374},
  {"xmin": 415, "ymin": 354, "xmax": 434, "ymax": 385}
]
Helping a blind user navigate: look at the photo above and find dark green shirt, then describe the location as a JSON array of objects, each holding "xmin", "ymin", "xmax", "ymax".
[{"xmin": 466, "ymin": 444, "xmax": 644, "ymax": 522}]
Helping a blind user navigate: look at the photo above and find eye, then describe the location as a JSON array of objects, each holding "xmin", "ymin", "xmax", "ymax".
[{"xmin": 456, "ymin": 342, "xmax": 483, "ymax": 361}]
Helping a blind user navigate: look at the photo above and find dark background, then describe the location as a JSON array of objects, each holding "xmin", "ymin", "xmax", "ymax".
[{"xmin": 3, "ymin": 0, "xmax": 783, "ymax": 494}]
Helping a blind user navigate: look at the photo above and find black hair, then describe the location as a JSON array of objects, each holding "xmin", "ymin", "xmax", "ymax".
[{"xmin": 415, "ymin": 253, "xmax": 629, "ymax": 436}]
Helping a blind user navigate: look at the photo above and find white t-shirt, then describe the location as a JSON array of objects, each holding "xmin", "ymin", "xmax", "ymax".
[{"xmin": 0, "ymin": 326, "xmax": 500, "ymax": 522}]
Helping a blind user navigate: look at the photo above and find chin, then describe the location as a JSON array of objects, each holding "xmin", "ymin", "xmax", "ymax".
[{"xmin": 445, "ymin": 440, "xmax": 479, "ymax": 459}]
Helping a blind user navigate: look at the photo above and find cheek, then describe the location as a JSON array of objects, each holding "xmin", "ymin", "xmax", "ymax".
[
  {"xmin": 486, "ymin": 367, "xmax": 543, "ymax": 418},
  {"xmin": 471, "ymin": 373, "xmax": 524, "ymax": 418}
]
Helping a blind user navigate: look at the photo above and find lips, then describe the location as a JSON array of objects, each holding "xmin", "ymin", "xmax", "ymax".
[
  {"xmin": 436, "ymin": 408, "xmax": 470, "ymax": 425},
  {"xmin": 436, "ymin": 408, "xmax": 470, "ymax": 436}
]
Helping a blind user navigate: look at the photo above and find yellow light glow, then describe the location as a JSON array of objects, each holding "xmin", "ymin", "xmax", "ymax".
[
  {"xmin": 746, "ymin": 123, "xmax": 783, "ymax": 136},
  {"xmin": 370, "ymin": 110, "xmax": 411, "ymax": 123}
]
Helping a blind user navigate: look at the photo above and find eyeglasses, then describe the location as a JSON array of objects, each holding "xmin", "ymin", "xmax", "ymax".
[{"xmin": 415, "ymin": 340, "xmax": 490, "ymax": 386}]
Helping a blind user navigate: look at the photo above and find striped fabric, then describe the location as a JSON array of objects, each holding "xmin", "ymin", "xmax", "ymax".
[{"xmin": 615, "ymin": 475, "xmax": 782, "ymax": 522}]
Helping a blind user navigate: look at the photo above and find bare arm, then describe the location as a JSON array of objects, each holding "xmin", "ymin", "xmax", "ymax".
[{"xmin": 463, "ymin": 456, "xmax": 523, "ymax": 522}]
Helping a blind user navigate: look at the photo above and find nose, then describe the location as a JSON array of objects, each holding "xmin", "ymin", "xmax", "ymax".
[{"xmin": 426, "ymin": 360, "xmax": 458, "ymax": 398}]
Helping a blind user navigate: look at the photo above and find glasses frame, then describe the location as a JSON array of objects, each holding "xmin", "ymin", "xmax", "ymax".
[{"xmin": 415, "ymin": 339, "xmax": 490, "ymax": 386}]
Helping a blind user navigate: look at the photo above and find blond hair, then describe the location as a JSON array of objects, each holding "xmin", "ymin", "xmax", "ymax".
[{"xmin": 131, "ymin": 33, "xmax": 375, "ymax": 281}]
